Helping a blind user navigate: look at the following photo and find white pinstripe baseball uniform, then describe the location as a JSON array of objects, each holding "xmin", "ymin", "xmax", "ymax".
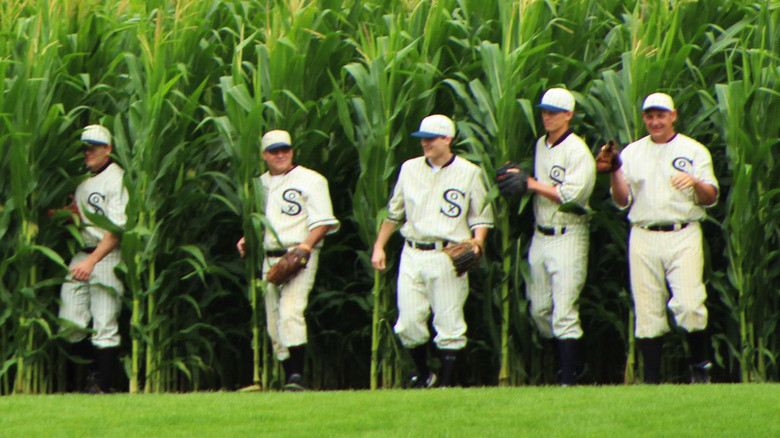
[
  {"xmin": 618, "ymin": 133, "xmax": 719, "ymax": 338},
  {"xmin": 59, "ymin": 161, "xmax": 128, "ymax": 348},
  {"xmin": 386, "ymin": 155, "xmax": 493, "ymax": 350},
  {"xmin": 527, "ymin": 131, "xmax": 596, "ymax": 340},
  {"xmin": 260, "ymin": 165, "xmax": 339, "ymax": 361}
]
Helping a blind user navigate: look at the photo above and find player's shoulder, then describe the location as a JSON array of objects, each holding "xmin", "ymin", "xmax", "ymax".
[{"xmin": 451, "ymin": 155, "xmax": 481, "ymax": 172}]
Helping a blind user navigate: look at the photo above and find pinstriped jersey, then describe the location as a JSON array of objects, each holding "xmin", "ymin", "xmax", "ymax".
[
  {"xmin": 618, "ymin": 133, "xmax": 719, "ymax": 226},
  {"xmin": 386, "ymin": 155, "xmax": 494, "ymax": 242},
  {"xmin": 74, "ymin": 162, "xmax": 128, "ymax": 247},
  {"xmin": 533, "ymin": 131, "xmax": 596, "ymax": 227},
  {"xmin": 261, "ymin": 165, "xmax": 340, "ymax": 249}
]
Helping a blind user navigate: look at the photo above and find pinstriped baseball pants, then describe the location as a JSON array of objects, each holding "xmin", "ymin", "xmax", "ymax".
[
  {"xmin": 59, "ymin": 250, "xmax": 124, "ymax": 348},
  {"xmin": 394, "ymin": 245, "xmax": 469, "ymax": 350},
  {"xmin": 629, "ymin": 222, "xmax": 708, "ymax": 338},
  {"xmin": 527, "ymin": 223, "xmax": 589, "ymax": 340},
  {"xmin": 263, "ymin": 249, "xmax": 320, "ymax": 361}
]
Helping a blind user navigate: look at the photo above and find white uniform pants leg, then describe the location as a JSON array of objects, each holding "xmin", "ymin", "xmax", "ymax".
[
  {"xmin": 665, "ymin": 223, "xmax": 707, "ymax": 332},
  {"xmin": 527, "ymin": 225, "xmax": 588, "ymax": 340},
  {"xmin": 264, "ymin": 249, "xmax": 319, "ymax": 361},
  {"xmin": 395, "ymin": 246, "xmax": 469, "ymax": 350},
  {"xmin": 59, "ymin": 251, "xmax": 124, "ymax": 348}
]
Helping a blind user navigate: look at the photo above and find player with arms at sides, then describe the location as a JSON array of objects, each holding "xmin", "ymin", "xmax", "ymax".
[
  {"xmin": 371, "ymin": 115, "xmax": 494, "ymax": 388},
  {"xmin": 54, "ymin": 124, "xmax": 128, "ymax": 394},
  {"xmin": 497, "ymin": 88, "xmax": 596, "ymax": 385},
  {"xmin": 236, "ymin": 130, "xmax": 339, "ymax": 391},
  {"xmin": 597, "ymin": 92, "xmax": 719, "ymax": 384}
]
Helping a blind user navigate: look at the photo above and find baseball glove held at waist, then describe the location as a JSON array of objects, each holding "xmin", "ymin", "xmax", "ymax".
[
  {"xmin": 266, "ymin": 247, "xmax": 309, "ymax": 286},
  {"xmin": 442, "ymin": 239, "xmax": 482, "ymax": 277},
  {"xmin": 495, "ymin": 162, "xmax": 529, "ymax": 198}
]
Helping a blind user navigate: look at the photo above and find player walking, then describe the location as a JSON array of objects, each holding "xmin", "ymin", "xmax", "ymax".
[
  {"xmin": 237, "ymin": 130, "xmax": 339, "ymax": 391},
  {"xmin": 498, "ymin": 88, "xmax": 596, "ymax": 385},
  {"xmin": 598, "ymin": 92, "xmax": 719, "ymax": 383},
  {"xmin": 371, "ymin": 115, "xmax": 493, "ymax": 388},
  {"xmin": 57, "ymin": 124, "xmax": 128, "ymax": 393}
]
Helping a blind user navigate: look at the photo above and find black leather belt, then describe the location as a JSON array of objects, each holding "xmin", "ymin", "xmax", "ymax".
[
  {"xmin": 83, "ymin": 247, "xmax": 97, "ymax": 253},
  {"xmin": 266, "ymin": 249, "xmax": 288, "ymax": 257},
  {"xmin": 536, "ymin": 225, "xmax": 566, "ymax": 236},
  {"xmin": 406, "ymin": 240, "xmax": 449, "ymax": 251},
  {"xmin": 643, "ymin": 222, "xmax": 689, "ymax": 232}
]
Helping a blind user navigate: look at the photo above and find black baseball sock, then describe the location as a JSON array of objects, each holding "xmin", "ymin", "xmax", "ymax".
[
  {"xmin": 409, "ymin": 344, "xmax": 429, "ymax": 377},
  {"xmin": 96, "ymin": 347, "xmax": 118, "ymax": 393},
  {"xmin": 287, "ymin": 345, "xmax": 306, "ymax": 377},
  {"xmin": 687, "ymin": 330, "xmax": 709, "ymax": 365},
  {"xmin": 438, "ymin": 349, "xmax": 458, "ymax": 387},
  {"xmin": 638, "ymin": 337, "xmax": 663, "ymax": 384}
]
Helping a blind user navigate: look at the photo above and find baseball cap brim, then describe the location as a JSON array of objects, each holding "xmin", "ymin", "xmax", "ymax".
[
  {"xmin": 535, "ymin": 103, "xmax": 571, "ymax": 112},
  {"xmin": 264, "ymin": 142, "xmax": 292, "ymax": 151},
  {"xmin": 82, "ymin": 140, "xmax": 109, "ymax": 146},
  {"xmin": 410, "ymin": 131, "xmax": 443, "ymax": 138}
]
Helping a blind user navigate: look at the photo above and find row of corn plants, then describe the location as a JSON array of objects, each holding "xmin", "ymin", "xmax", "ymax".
[{"xmin": 1, "ymin": 0, "xmax": 778, "ymax": 393}]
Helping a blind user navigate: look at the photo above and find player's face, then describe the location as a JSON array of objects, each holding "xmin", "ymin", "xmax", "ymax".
[
  {"xmin": 540, "ymin": 109, "xmax": 572, "ymax": 135},
  {"xmin": 420, "ymin": 135, "xmax": 452, "ymax": 166},
  {"xmin": 262, "ymin": 146, "xmax": 294, "ymax": 175},
  {"xmin": 642, "ymin": 108, "xmax": 677, "ymax": 143},
  {"xmin": 83, "ymin": 144, "xmax": 112, "ymax": 172}
]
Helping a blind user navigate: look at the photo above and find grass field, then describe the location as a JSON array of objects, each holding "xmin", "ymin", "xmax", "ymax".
[{"xmin": 1, "ymin": 385, "xmax": 778, "ymax": 437}]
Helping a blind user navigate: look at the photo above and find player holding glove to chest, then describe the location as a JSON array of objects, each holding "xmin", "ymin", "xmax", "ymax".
[
  {"xmin": 236, "ymin": 130, "xmax": 339, "ymax": 391},
  {"xmin": 498, "ymin": 88, "xmax": 596, "ymax": 385},
  {"xmin": 605, "ymin": 93, "xmax": 719, "ymax": 384},
  {"xmin": 372, "ymin": 115, "xmax": 493, "ymax": 388}
]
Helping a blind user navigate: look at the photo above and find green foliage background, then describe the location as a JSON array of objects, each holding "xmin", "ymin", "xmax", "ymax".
[{"xmin": 0, "ymin": 0, "xmax": 778, "ymax": 393}]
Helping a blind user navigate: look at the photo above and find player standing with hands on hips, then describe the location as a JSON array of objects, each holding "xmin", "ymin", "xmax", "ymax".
[
  {"xmin": 236, "ymin": 130, "xmax": 339, "ymax": 391},
  {"xmin": 496, "ymin": 88, "xmax": 596, "ymax": 385},
  {"xmin": 54, "ymin": 124, "xmax": 128, "ymax": 393},
  {"xmin": 371, "ymin": 115, "xmax": 493, "ymax": 388},
  {"xmin": 597, "ymin": 92, "xmax": 719, "ymax": 384}
]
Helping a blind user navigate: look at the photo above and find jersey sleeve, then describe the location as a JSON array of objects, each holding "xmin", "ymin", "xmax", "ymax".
[
  {"xmin": 555, "ymin": 145, "xmax": 596, "ymax": 206},
  {"xmin": 106, "ymin": 177, "xmax": 129, "ymax": 229},
  {"xmin": 693, "ymin": 145, "xmax": 719, "ymax": 207},
  {"xmin": 305, "ymin": 174, "xmax": 340, "ymax": 234},
  {"xmin": 613, "ymin": 148, "xmax": 634, "ymax": 211},
  {"xmin": 385, "ymin": 164, "xmax": 406, "ymax": 224},
  {"xmin": 467, "ymin": 168, "xmax": 494, "ymax": 230}
]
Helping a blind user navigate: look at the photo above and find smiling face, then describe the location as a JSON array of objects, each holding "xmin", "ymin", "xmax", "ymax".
[
  {"xmin": 83, "ymin": 143, "xmax": 112, "ymax": 172},
  {"xmin": 262, "ymin": 146, "xmax": 294, "ymax": 175},
  {"xmin": 420, "ymin": 135, "xmax": 453, "ymax": 166},
  {"xmin": 642, "ymin": 108, "xmax": 677, "ymax": 143}
]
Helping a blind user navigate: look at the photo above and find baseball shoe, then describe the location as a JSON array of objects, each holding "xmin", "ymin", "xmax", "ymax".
[
  {"xmin": 83, "ymin": 372, "xmax": 105, "ymax": 394},
  {"xmin": 691, "ymin": 361, "xmax": 712, "ymax": 384},
  {"xmin": 409, "ymin": 372, "xmax": 437, "ymax": 389},
  {"xmin": 284, "ymin": 373, "xmax": 306, "ymax": 392}
]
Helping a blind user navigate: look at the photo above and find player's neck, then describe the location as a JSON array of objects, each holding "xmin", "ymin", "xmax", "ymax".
[
  {"xmin": 428, "ymin": 152, "xmax": 454, "ymax": 168},
  {"xmin": 650, "ymin": 131, "xmax": 677, "ymax": 144},
  {"xmin": 545, "ymin": 126, "xmax": 570, "ymax": 147}
]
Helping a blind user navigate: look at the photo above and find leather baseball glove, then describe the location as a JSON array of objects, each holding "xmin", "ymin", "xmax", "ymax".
[
  {"xmin": 495, "ymin": 162, "xmax": 529, "ymax": 197},
  {"xmin": 266, "ymin": 246, "xmax": 310, "ymax": 286},
  {"xmin": 595, "ymin": 141, "xmax": 622, "ymax": 174},
  {"xmin": 442, "ymin": 239, "xmax": 482, "ymax": 277}
]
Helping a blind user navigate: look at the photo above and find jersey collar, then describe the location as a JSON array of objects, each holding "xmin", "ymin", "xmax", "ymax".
[
  {"xmin": 92, "ymin": 158, "xmax": 113, "ymax": 175},
  {"xmin": 544, "ymin": 129, "xmax": 573, "ymax": 149},
  {"xmin": 425, "ymin": 154, "xmax": 456, "ymax": 169}
]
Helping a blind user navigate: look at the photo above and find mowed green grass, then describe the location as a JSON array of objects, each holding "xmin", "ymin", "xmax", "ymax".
[{"xmin": 1, "ymin": 385, "xmax": 778, "ymax": 437}]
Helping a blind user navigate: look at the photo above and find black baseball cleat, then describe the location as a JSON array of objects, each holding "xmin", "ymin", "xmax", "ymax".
[
  {"xmin": 83, "ymin": 372, "xmax": 105, "ymax": 394},
  {"xmin": 690, "ymin": 361, "xmax": 712, "ymax": 384},
  {"xmin": 409, "ymin": 372, "xmax": 437, "ymax": 389},
  {"xmin": 284, "ymin": 373, "xmax": 306, "ymax": 392}
]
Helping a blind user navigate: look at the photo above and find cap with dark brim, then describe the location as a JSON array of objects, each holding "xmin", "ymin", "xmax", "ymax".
[
  {"xmin": 264, "ymin": 142, "xmax": 292, "ymax": 151},
  {"xmin": 535, "ymin": 103, "xmax": 570, "ymax": 112},
  {"xmin": 82, "ymin": 140, "xmax": 109, "ymax": 146}
]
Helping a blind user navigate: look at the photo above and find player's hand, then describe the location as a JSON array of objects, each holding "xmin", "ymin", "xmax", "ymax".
[
  {"xmin": 371, "ymin": 246, "xmax": 386, "ymax": 271},
  {"xmin": 237, "ymin": 237, "xmax": 246, "ymax": 258},
  {"xmin": 595, "ymin": 141, "xmax": 622, "ymax": 174},
  {"xmin": 670, "ymin": 172, "xmax": 696, "ymax": 191},
  {"xmin": 71, "ymin": 258, "xmax": 96, "ymax": 282}
]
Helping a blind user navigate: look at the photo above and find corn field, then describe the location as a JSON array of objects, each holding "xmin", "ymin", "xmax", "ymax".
[{"xmin": 0, "ymin": 0, "xmax": 777, "ymax": 394}]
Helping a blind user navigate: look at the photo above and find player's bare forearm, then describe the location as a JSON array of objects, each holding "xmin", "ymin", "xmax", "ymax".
[
  {"xmin": 671, "ymin": 172, "xmax": 717, "ymax": 206},
  {"xmin": 302, "ymin": 225, "xmax": 331, "ymax": 250},
  {"xmin": 609, "ymin": 170, "xmax": 630, "ymax": 207},
  {"xmin": 371, "ymin": 221, "xmax": 397, "ymax": 271},
  {"xmin": 471, "ymin": 227, "xmax": 489, "ymax": 253},
  {"xmin": 527, "ymin": 177, "xmax": 561, "ymax": 203},
  {"xmin": 72, "ymin": 232, "xmax": 120, "ymax": 281}
]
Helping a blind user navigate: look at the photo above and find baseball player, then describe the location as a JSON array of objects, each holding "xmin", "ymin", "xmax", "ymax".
[
  {"xmin": 371, "ymin": 114, "xmax": 493, "ymax": 388},
  {"xmin": 57, "ymin": 124, "xmax": 128, "ymax": 393},
  {"xmin": 236, "ymin": 130, "xmax": 339, "ymax": 391},
  {"xmin": 522, "ymin": 88, "xmax": 596, "ymax": 385},
  {"xmin": 600, "ymin": 92, "xmax": 719, "ymax": 384}
]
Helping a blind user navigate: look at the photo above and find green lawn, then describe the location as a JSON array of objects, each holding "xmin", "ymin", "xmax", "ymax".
[{"xmin": 1, "ymin": 385, "xmax": 777, "ymax": 437}]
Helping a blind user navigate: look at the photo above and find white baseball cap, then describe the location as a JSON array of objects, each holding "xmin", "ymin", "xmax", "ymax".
[
  {"xmin": 261, "ymin": 130, "xmax": 292, "ymax": 152},
  {"xmin": 535, "ymin": 88, "xmax": 575, "ymax": 112},
  {"xmin": 410, "ymin": 114, "xmax": 455, "ymax": 138},
  {"xmin": 81, "ymin": 124, "xmax": 111, "ymax": 146},
  {"xmin": 642, "ymin": 93, "xmax": 675, "ymax": 112}
]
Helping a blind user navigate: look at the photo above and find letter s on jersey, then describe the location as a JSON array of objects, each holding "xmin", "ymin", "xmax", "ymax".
[
  {"xmin": 282, "ymin": 189, "xmax": 302, "ymax": 216},
  {"xmin": 441, "ymin": 188, "xmax": 465, "ymax": 218}
]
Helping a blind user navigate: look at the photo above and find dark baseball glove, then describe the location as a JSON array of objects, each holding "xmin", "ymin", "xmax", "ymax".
[
  {"xmin": 595, "ymin": 141, "xmax": 622, "ymax": 174},
  {"xmin": 442, "ymin": 239, "xmax": 482, "ymax": 277},
  {"xmin": 495, "ymin": 162, "xmax": 529, "ymax": 197},
  {"xmin": 48, "ymin": 196, "xmax": 79, "ymax": 224},
  {"xmin": 266, "ymin": 246, "xmax": 310, "ymax": 286}
]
